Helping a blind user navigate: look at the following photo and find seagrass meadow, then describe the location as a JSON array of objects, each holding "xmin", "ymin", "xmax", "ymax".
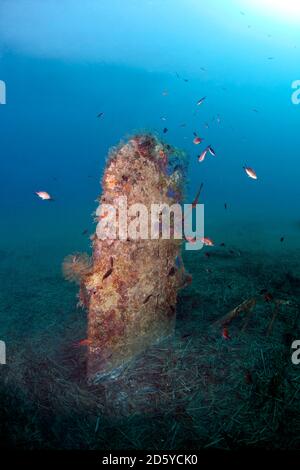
[{"xmin": 1, "ymin": 241, "xmax": 300, "ymax": 449}]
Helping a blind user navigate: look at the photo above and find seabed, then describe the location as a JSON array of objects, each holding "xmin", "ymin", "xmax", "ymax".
[{"xmin": 0, "ymin": 239, "xmax": 300, "ymax": 450}]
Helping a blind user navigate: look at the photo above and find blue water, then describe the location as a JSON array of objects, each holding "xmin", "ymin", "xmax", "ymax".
[{"xmin": 1, "ymin": 1, "xmax": 300, "ymax": 261}]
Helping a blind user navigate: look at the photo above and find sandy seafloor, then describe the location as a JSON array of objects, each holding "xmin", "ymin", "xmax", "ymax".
[{"xmin": 0, "ymin": 214, "xmax": 300, "ymax": 450}]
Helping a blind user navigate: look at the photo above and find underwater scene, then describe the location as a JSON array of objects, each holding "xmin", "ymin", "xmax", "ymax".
[{"xmin": 1, "ymin": 0, "xmax": 300, "ymax": 457}]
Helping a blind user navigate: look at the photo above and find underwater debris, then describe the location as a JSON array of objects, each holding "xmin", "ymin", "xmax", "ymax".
[
  {"xmin": 215, "ymin": 298, "xmax": 257, "ymax": 328},
  {"xmin": 215, "ymin": 294, "xmax": 293, "ymax": 337}
]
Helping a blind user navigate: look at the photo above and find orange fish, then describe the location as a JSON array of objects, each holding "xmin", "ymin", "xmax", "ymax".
[
  {"xmin": 76, "ymin": 339, "xmax": 92, "ymax": 347},
  {"xmin": 222, "ymin": 327, "xmax": 231, "ymax": 340},
  {"xmin": 193, "ymin": 136, "xmax": 204, "ymax": 145},
  {"xmin": 35, "ymin": 191, "xmax": 53, "ymax": 200},
  {"xmin": 244, "ymin": 166, "xmax": 257, "ymax": 180},
  {"xmin": 185, "ymin": 236, "xmax": 197, "ymax": 244},
  {"xmin": 99, "ymin": 211, "xmax": 108, "ymax": 220},
  {"xmin": 201, "ymin": 237, "xmax": 214, "ymax": 246},
  {"xmin": 198, "ymin": 148, "xmax": 208, "ymax": 162}
]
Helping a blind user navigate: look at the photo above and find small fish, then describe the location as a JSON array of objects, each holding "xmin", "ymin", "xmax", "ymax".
[
  {"xmin": 163, "ymin": 127, "xmax": 168, "ymax": 134},
  {"xmin": 198, "ymin": 148, "xmax": 208, "ymax": 162},
  {"xmin": 207, "ymin": 145, "xmax": 216, "ymax": 157},
  {"xmin": 99, "ymin": 211, "xmax": 109, "ymax": 220},
  {"xmin": 97, "ymin": 112, "xmax": 104, "ymax": 118},
  {"xmin": 102, "ymin": 267, "xmax": 113, "ymax": 281},
  {"xmin": 161, "ymin": 116, "xmax": 167, "ymax": 121},
  {"xmin": 224, "ymin": 203, "xmax": 227, "ymax": 210},
  {"xmin": 35, "ymin": 191, "xmax": 53, "ymax": 201},
  {"xmin": 220, "ymin": 242, "xmax": 226, "ymax": 247},
  {"xmin": 143, "ymin": 294, "xmax": 153, "ymax": 304},
  {"xmin": 280, "ymin": 236, "xmax": 285, "ymax": 243},
  {"xmin": 182, "ymin": 333, "xmax": 193, "ymax": 339},
  {"xmin": 82, "ymin": 229, "xmax": 88, "ymax": 236},
  {"xmin": 201, "ymin": 237, "xmax": 214, "ymax": 247},
  {"xmin": 162, "ymin": 90, "xmax": 168, "ymax": 96},
  {"xmin": 222, "ymin": 327, "xmax": 231, "ymax": 340},
  {"xmin": 185, "ymin": 235, "xmax": 197, "ymax": 244},
  {"xmin": 193, "ymin": 136, "xmax": 204, "ymax": 145},
  {"xmin": 76, "ymin": 338, "xmax": 92, "ymax": 347},
  {"xmin": 244, "ymin": 166, "xmax": 257, "ymax": 180},
  {"xmin": 183, "ymin": 78, "xmax": 189, "ymax": 82},
  {"xmin": 197, "ymin": 96, "xmax": 206, "ymax": 106},
  {"xmin": 192, "ymin": 183, "xmax": 204, "ymax": 207}
]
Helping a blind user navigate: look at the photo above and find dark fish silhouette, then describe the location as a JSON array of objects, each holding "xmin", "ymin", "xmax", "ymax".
[
  {"xmin": 192, "ymin": 183, "xmax": 204, "ymax": 207},
  {"xmin": 102, "ymin": 268, "xmax": 113, "ymax": 281},
  {"xmin": 197, "ymin": 96, "xmax": 206, "ymax": 106},
  {"xmin": 143, "ymin": 294, "xmax": 153, "ymax": 304}
]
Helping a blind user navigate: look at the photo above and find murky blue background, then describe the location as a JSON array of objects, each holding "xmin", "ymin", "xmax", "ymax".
[{"xmin": 1, "ymin": 0, "xmax": 300, "ymax": 258}]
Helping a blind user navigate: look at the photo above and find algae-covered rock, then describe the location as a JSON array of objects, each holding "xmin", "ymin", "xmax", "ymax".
[{"xmin": 66, "ymin": 134, "xmax": 190, "ymax": 382}]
